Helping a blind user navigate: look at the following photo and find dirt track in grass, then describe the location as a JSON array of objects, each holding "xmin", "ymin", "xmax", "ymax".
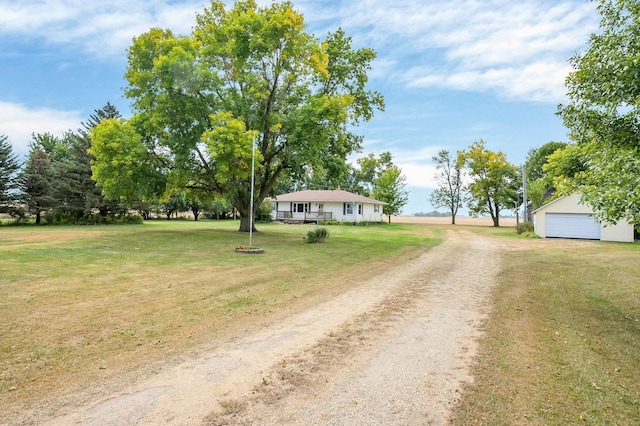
[{"xmin": 20, "ymin": 225, "xmax": 508, "ymax": 426}]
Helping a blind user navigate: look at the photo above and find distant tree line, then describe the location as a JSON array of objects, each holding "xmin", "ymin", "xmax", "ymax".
[
  {"xmin": 0, "ymin": 103, "xmax": 239, "ymax": 225},
  {"xmin": 415, "ymin": 210, "xmax": 449, "ymax": 218},
  {"xmin": 0, "ymin": 102, "xmax": 408, "ymax": 226}
]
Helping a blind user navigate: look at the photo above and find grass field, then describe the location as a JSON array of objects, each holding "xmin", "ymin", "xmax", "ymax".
[
  {"xmin": 450, "ymin": 229, "xmax": 640, "ymax": 425},
  {"xmin": 2, "ymin": 219, "xmax": 639, "ymax": 424},
  {"xmin": 0, "ymin": 220, "xmax": 440, "ymax": 419}
]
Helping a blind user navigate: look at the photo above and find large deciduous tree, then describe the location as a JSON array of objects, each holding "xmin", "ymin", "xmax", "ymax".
[
  {"xmin": 349, "ymin": 151, "xmax": 408, "ymax": 222},
  {"xmin": 458, "ymin": 140, "xmax": 519, "ymax": 227},
  {"xmin": 558, "ymin": 0, "xmax": 640, "ymax": 228},
  {"xmin": 373, "ymin": 164, "xmax": 408, "ymax": 223},
  {"xmin": 429, "ymin": 149, "xmax": 462, "ymax": 224},
  {"xmin": 524, "ymin": 141, "xmax": 567, "ymax": 209},
  {"xmin": 90, "ymin": 119, "xmax": 167, "ymax": 204},
  {"xmin": 91, "ymin": 0, "xmax": 383, "ymax": 232}
]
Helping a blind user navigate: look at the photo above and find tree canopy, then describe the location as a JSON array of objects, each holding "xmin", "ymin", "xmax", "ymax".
[
  {"xmin": 458, "ymin": 140, "xmax": 519, "ymax": 227},
  {"xmin": 523, "ymin": 141, "xmax": 567, "ymax": 209},
  {"xmin": 19, "ymin": 148, "xmax": 56, "ymax": 224},
  {"xmin": 558, "ymin": 0, "xmax": 640, "ymax": 228},
  {"xmin": 91, "ymin": 0, "xmax": 383, "ymax": 232},
  {"xmin": 367, "ymin": 152, "xmax": 408, "ymax": 222}
]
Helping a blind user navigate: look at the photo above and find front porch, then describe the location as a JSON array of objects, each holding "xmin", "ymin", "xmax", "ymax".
[{"xmin": 276, "ymin": 211, "xmax": 333, "ymax": 223}]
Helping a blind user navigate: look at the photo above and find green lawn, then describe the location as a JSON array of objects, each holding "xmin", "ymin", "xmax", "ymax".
[
  {"xmin": 451, "ymin": 235, "xmax": 640, "ymax": 425},
  {"xmin": 2, "ymin": 220, "xmax": 638, "ymax": 424},
  {"xmin": 0, "ymin": 219, "xmax": 440, "ymax": 420}
]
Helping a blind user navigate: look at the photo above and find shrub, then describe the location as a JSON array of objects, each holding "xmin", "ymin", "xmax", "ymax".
[
  {"xmin": 255, "ymin": 201, "xmax": 273, "ymax": 222},
  {"xmin": 515, "ymin": 222, "xmax": 535, "ymax": 235},
  {"xmin": 42, "ymin": 212, "xmax": 143, "ymax": 225},
  {"xmin": 521, "ymin": 231, "xmax": 540, "ymax": 238},
  {"xmin": 306, "ymin": 227, "xmax": 329, "ymax": 243}
]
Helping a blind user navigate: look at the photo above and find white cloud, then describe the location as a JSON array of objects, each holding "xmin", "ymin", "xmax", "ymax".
[
  {"xmin": 354, "ymin": 144, "xmax": 446, "ymax": 189},
  {"xmin": 301, "ymin": 0, "xmax": 598, "ymax": 103},
  {"xmin": 393, "ymin": 145, "xmax": 447, "ymax": 189},
  {"xmin": 0, "ymin": 1, "xmax": 202, "ymax": 58},
  {"xmin": 0, "ymin": 0, "xmax": 599, "ymax": 109},
  {"xmin": 398, "ymin": 161, "xmax": 439, "ymax": 188},
  {"xmin": 0, "ymin": 102, "xmax": 82, "ymax": 157}
]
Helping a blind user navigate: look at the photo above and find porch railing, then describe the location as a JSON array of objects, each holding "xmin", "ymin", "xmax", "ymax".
[{"xmin": 276, "ymin": 211, "xmax": 333, "ymax": 221}]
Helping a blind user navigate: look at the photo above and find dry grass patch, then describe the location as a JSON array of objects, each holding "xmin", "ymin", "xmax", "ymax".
[{"xmin": 451, "ymin": 240, "xmax": 640, "ymax": 425}]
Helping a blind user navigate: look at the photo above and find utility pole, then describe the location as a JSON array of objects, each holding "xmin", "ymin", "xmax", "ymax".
[{"xmin": 249, "ymin": 134, "xmax": 256, "ymax": 247}]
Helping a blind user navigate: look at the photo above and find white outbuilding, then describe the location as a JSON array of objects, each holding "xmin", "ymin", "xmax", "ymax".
[{"xmin": 533, "ymin": 192, "xmax": 635, "ymax": 243}]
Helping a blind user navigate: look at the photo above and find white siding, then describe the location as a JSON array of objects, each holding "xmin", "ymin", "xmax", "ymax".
[
  {"xmin": 533, "ymin": 193, "xmax": 635, "ymax": 242},
  {"xmin": 601, "ymin": 221, "xmax": 635, "ymax": 243},
  {"xmin": 271, "ymin": 200, "xmax": 383, "ymax": 222}
]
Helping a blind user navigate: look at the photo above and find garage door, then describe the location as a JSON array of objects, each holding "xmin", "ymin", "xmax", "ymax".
[{"xmin": 545, "ymin": 213, "xmax": 601, "ymax": 240}]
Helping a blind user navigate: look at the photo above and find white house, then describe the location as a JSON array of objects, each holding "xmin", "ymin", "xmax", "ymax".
[
  {"xmin": 533, "ymin": 192, "xmax": 635, "ymax": 242},
  {"xmin": 271, "ymin": 189, "xmax": 386, "ymax": 223}
]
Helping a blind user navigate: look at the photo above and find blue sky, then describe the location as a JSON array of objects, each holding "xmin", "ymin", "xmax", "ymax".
[{"xmin": 0, "ymin": 0, "xmax": 600, "ymax": 214}]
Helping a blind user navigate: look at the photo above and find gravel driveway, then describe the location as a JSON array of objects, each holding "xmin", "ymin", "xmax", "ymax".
[{"xmin": 46, "ymin": 229, "xmax": 500, "ymax": 425}]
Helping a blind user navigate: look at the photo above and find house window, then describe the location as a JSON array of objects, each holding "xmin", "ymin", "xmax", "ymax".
[
  {"xmin": 374, "ymin": 204, "xmax": 379, "ymax": 213},
  {"xmin": 344, "ymin": 203, "xmax": 354, "ymax": 215},
  {"xmin": 358, "ymin": 203, "xmax": 363, "ymax": 215},
  {"xmin": 293, "ymin": 203, "xmax": 307, "ymax": 213}
]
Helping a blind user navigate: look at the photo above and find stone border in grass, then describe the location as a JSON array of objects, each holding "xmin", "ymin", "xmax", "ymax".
[{"xmin": 234, "ymin": 247, "xmax": 265, "ymax": 254}]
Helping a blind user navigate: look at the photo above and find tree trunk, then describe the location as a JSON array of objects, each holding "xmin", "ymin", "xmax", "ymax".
[
  {"xmin": 388, "ymin": 215, "xmax": 392, "ymax": 223},
  {"xmin": 238, "ymin": 214, "xmax": 257, "ymax": 233},
  {"xmin": 492, "ymin": 204, "xmax": 500, "ymax": 227}
]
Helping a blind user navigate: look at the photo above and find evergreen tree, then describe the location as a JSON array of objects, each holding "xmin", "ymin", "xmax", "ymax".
[
  {"xmin": 31, "ymin": 103, "xmax": 124, "ymax": 219},
  {"xmin": 69, "ymin": 102, "xmax": 123, "ymax": 216},
  {"xmin": 0, "ymin": 134, "xmax": 21, "ymax": 215},
  {"xmin": 19, "ymin": 148, "xmax": 57, "ymax": 224}
]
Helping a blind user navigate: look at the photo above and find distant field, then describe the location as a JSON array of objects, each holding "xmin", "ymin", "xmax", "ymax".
[{"xmin": 394, "ymin": 215, "xmax": 517, "ymax": 227}]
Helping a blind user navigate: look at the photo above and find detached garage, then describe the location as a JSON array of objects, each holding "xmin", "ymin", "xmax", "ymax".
[{"xmin": 533, "ymin": 193, "xmax": 635, "ymax": 243}]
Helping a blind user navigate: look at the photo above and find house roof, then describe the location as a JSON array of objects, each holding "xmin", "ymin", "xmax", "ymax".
[
  {"xmin": 273, "ymin": 189, "xmax": 386, "ymax": 204},
  {"xmin": 531, "ymin": 194, "xmax": 568, "ymax": 214}
]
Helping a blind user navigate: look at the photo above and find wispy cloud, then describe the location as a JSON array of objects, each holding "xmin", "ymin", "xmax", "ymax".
[
  {"xmin": 0, "ymin": 1, "xmax": 202, "ymax": 58},
  {"xmin": 0, "ymin": 1, "xmax": 598, "ymax": 102},
  {"xmin": 301, "ymin": 0, "xmax": 598, "ymax": 103}
]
